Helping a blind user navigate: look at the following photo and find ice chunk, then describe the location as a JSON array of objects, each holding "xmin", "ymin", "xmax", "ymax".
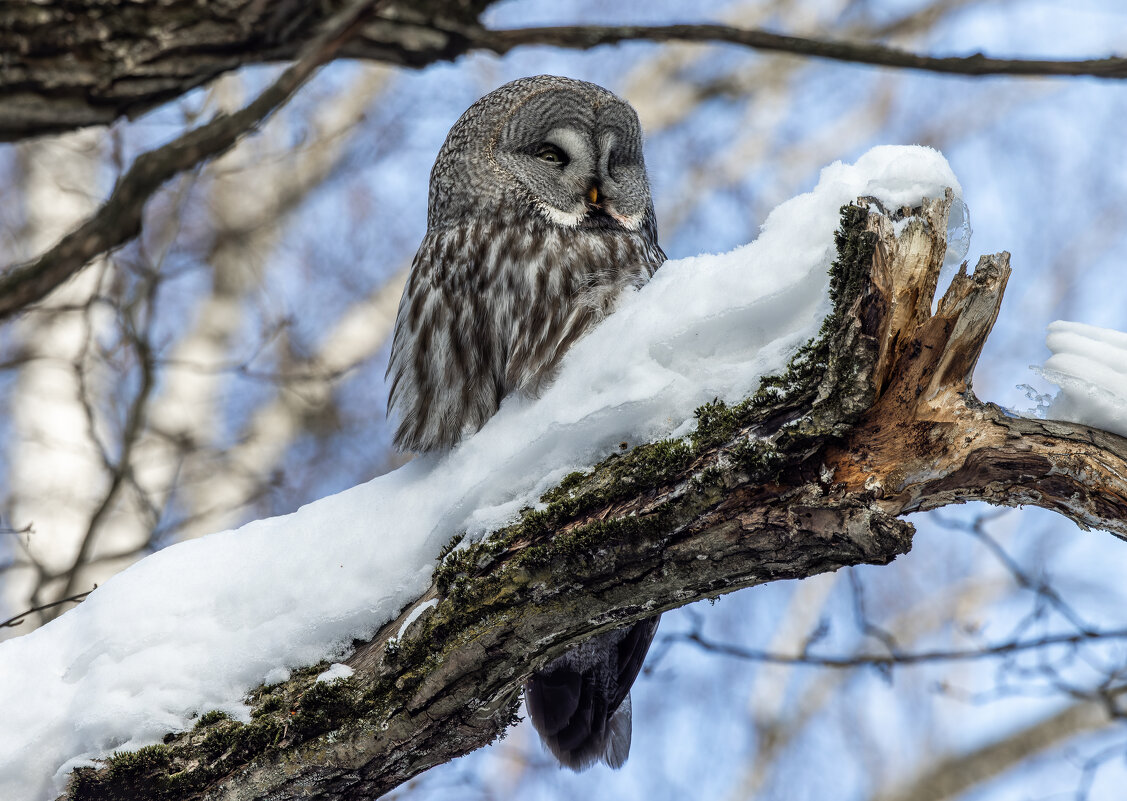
[{"xmin": 1037, "ymin": 320, "xmax": 1127, "ymax": 437}]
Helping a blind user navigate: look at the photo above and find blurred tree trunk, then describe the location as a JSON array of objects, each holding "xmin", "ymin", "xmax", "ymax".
[
  {"xmin": 0, "ymin": 66, "xmax": 406, "ymax": 632},
  {"xmin": 136, "ymin": 69, "xmax": 395, "ymax": 541},
  {"xmin": 3, "ymin": 130, "xmax": 112, "ymax": 631}
]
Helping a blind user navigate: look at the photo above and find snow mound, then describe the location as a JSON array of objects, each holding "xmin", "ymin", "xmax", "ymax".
[
  {"xmin": 0, "ymin": 145, "xmax": 962, "ymax": 800},
  {"xmin": 315, "ymin": 663, "xmax": 355, "ymax": 683},
  {"xmin": 1039, "ymin": 320, "xmax": 1127, "ymax": 437}
]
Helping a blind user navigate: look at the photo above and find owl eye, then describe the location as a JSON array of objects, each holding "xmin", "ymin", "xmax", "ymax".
[{"xmin": 535, "ymin": 144, "xmax": 569, "ymax": 166}]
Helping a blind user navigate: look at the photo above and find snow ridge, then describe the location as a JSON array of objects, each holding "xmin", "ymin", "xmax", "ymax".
[{"xmin": 1039, "ymin": 320, "xmax": 1127, "ymax": 437}]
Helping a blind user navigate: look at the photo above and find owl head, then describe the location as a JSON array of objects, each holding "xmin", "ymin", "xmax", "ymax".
[{"xmin": 427, "ymin": 75, "xmax": 654, "ymax": 234}]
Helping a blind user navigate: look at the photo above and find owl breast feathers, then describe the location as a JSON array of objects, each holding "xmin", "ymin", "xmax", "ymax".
[
  {"xmin": 386, "ymin": 75, "xmax": 664, "ymax": 770},
  {"xmin": 387, "ymin": 210, "xmax": 662, "ymax": 451}
]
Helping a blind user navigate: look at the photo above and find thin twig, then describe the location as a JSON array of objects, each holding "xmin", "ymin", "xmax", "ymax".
[
  {"xmin": 933, "ymin": 510, "xmax": 1098, "ymax": 634},
  {"xmin": 1, "ymin": 586, "xmax": 96, "ymax": 629},
  {"xmin": 45, "ymin": 274, "xmax": 160, "ymax": 615},
  {"xmin": 668, "ymin": 627, "xmax": 1127, "ymax": 668},
  {"xmin": 469, "ymin": 23, "xmax": 1127, "ymax": 79}
]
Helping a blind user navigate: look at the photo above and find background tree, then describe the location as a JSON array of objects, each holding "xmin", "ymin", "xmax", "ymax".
[{"xmin": 2, "ymin": 1, "xmax": 1127, "ymax": 799}]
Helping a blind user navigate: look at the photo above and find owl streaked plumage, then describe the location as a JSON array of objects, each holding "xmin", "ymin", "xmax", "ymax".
[{"xmin": 386, "ymin": 75, "xmax": 665, "ymax": 770}]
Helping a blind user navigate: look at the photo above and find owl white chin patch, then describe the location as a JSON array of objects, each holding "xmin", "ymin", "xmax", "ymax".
[
  {"xmin": 536, "ymin": 201, "xmax": 586, "ymax": 227},
  {"xmin": 535, "ymin": 201, "xmax": 645, "ymax": 231},
  {"xmin": 609, "ymin": 209, "xmax": 644, "ymax": 231}
]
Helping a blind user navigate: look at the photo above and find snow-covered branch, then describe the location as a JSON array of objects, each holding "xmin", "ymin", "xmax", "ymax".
[{"xmin": 50, "ymin": 178, "xmax": 1127, "ymax": 801}]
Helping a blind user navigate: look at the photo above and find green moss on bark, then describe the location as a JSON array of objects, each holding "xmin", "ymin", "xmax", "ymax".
[
  {"xmin": 67, "ymin": 664, "xmax": 373, "ymax": 801},
  {"xmin": 193, "ymin": 710, "xmax": 229, "ymax": 729},
  {"xmin": 749, "ymin": 204, "xmax": 877, "ymax": 428}
]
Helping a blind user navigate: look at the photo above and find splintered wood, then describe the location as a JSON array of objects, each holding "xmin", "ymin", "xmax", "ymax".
[{"xmin": 829, "ymin": 192, "xmax": 1127, "ymax": 538}]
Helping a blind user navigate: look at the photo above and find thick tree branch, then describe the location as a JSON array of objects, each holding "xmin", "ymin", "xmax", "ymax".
[
  {"xmin": 3, "ymin": 1, "xmax": 1126, "ymax": 142},
  {"xmin": 0, "ymin": 0, "xmax": 383, "ymax": 322},
  {"xmin": 64, "ymin": 191, "xmax": 1127, "ymax": 801}
]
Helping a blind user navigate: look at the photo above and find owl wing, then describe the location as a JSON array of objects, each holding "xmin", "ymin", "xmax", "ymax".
[
  {"xmin": 608, "ymin": 614, "xmax": 659, "ymax": 712},
  {"xmin": 386, "ymin": 228, "xmax": 507, "ymax": 452}
]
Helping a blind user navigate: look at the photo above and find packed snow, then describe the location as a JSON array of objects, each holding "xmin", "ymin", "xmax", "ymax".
[
  {"xmin": 315, "ymin": 663, "xmax": 355, "ymax": 683},
  {"xmin": 1038, "ymin": 320, "xmax": 1127, "ymax": 438},
  {"xmin": 0, "ymin": 145, "xmax": 962, "ymax": 800},
  {"xmin": 396, "ymin": 597, "xmax": 439, "ymax": 640}
]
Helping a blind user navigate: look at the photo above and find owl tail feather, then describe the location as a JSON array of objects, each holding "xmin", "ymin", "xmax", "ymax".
[
  {"xmin": 525, "ymin": 676, "xmax": 633, "ymax": 770},
  {"xmin": 524, "ymin": 616, "xmax": 657, "ymax": 770}
]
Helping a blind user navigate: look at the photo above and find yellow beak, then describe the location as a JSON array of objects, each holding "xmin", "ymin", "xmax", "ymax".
[{"xmin": 587, "ymin": 185, "xmax": 600, "ymax": 205}]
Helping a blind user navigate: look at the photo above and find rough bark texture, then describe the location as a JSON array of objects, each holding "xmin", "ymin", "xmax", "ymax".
[
  {"xmin": 7, "ymin": 1, "xmax": 1127, "ymax": 141},
  {"xmin": 0, "ymin": 0, "xmax": 496, "ymax": 140},
  {"xmin": 61, "ymin": 191, "xmax": 1127, "ymax": 801},
  {"xmin": 0, "ymin": 0, "xmax": 383, "ymax": 322}
]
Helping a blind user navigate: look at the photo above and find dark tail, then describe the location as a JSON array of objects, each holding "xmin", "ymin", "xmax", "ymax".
[{"xmin": 524, "ymin": 615, "xmax": 659, "ymax": 770}]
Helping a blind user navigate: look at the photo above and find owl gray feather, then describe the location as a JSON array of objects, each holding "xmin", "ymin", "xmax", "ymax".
[{"xmin": 386, "ymin": 75, "xmax": 665, "ymax": 770}]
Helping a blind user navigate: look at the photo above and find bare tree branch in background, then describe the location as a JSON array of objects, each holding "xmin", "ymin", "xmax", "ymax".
[
  {"xmin": 150, "ymin": 265, "xmax": 407, "ymax": 542},
  {"xmin": 135, "ymin": 68, "xmax": 397, "ymax": 545},
  {"xmin": 4, "ymin": 3, "xmax": 1127, "ymax": 798},
  {"xmin": 0, "ymin": 0, "xmax": 384, "ymax": 322},
  {"xmin": 3, "ymin": 129, "xmax": 115, "ymax": 631},
  {"xmin": 475, "ymin": 23, "xmax": 1127, "ymax": 79},
  {"xmin": 44, "ymin": 263, "xmax": 160, "ymax": 613},
  {"xmin": 628, "ymin": 0, "xmax": 1003, "ymax": 236},
  {"xmin": 665, "ymin": 626, "xmax": 1127, "ymax": 669},
  {"xmin": 0, "ymin": 587, "xmax": 94, "ymax": 629},
  {"xmin": 5, "ymin": 0, "xmax": 1124, "ymax": 324},
  {"xmin": 722, "ymin": 571, "xmax": 842, "ymax": 801},
  {"xmin": 717, "ymin": 571, "xmax": 1010, "ymax": 801},
  {"xmin": 1, "ymin": 63, "xmax": 404, "ymax": 631},
  {"xmin": 871, "ymin": 699, "xmax": 1114, "ymax": 801}
]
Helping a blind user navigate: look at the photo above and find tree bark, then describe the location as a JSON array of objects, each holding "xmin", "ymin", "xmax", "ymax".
[
  {"xmin": 63, "ymin": 190, "xmax": 1127, "ymax": 800},
  {"xmin": 6, "ymin": 0, "xmax": 1127, "ymax": 142},
  {"xmin": 0, "ymin": 0, "xmax": 495, "ymax": 141}
]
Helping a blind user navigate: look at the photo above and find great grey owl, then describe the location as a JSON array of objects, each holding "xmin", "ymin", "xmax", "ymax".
[{"xmin": 386, "ymin": 75, "xmax": 665, "ymax": 770}]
